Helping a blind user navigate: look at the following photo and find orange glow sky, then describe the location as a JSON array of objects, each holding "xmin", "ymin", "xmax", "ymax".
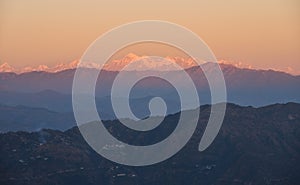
[{"xmin": 0, "ymin": 0, "xmax": 299, "ymax": 74}]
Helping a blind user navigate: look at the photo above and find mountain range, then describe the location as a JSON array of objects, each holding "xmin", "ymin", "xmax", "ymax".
[
  {"xmin": 1, "ymin": 55, "xmax": 299, "ymax": 184},
  {"xmin": 0, "ymin": 55, "xmax": 299, "ymax": 125},
  {"xmin": 0, "ymin": 103, "xmax": 299, "ymax": 185},
  {"xmin": 0, "ymin": 54, "xmax": 198, "ymax": 73},
  {"xmin": 1, "ymin": 53, "xmax": 298, "ymax": 74},
  {"xmin": 0, "ymin": 60, "xmax": 299, "ymax": 111}
]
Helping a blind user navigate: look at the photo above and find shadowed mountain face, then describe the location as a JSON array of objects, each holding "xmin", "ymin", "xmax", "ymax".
[
  {"xmin": 0, "ymin": 63, "xmax": 299, "ymax": 111},
  {"xmin": 0, "ymin": 103, "xmax": 299, "ymax": 185}
]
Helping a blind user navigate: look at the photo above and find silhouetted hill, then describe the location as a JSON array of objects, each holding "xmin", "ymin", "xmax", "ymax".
[{"xmin": 0, "ymin": 103, "xmax": 299, "ymax": 185}]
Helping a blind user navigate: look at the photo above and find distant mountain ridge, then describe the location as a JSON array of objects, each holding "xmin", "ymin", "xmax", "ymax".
[
  {"xmin": 0, "ymin": 53, "xmax": 198, "ymax": 73},
  {"xmin": 1, "ymin": 54, "xmax": 298, "ymax": 75},
  {"xmin": 0, "ymin": 61, "xmax": 80, "ymax": 74},
  {"xmin": 0, "ymin": 62, "xmax": 299, "ymax": 108}
]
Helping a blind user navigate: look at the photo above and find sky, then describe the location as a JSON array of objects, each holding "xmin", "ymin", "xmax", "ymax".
[{"xmin": 0, "ymin": 0, "xmax": 299, "ymax": 74}]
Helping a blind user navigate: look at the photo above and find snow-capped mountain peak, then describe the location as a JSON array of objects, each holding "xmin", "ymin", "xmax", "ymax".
[
  {"xmin": 1, "ymin": 54, "xmax": 298, "ymax": 75},
  {"xmin": 0, "ymin": 63, "xmax": 15, "ymax": 73},
  {"xmin": 0, "ymin": 54, "xmax": 215, "ymax": 74}
]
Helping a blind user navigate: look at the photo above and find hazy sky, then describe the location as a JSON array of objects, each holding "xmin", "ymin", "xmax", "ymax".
[{"xmin": 0, "ymin": 0, "xmax": 299, "ymax": 74}]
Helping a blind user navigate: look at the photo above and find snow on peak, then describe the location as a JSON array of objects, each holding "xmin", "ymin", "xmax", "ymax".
[
  {"xmin": 0, "ymin": 55, "xmax": 204, "ymax": 74},
  {"xmin": 124, "ymin": 53, "xmax": 140, "ymax": 60},
  {"xmin": 0, "ymin": 63, "xmax": 15, "ymax": 73},
  {"xmin": 102, "ymin": 54, "xmax": 198, "ymax": 71},
  {"xmin": 0, "ymin": 60, "xmax": 80, "ymax": 74},
  {"xmin": 50, "ymin": 60, "xmax": 79, "ymax": 72}
]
